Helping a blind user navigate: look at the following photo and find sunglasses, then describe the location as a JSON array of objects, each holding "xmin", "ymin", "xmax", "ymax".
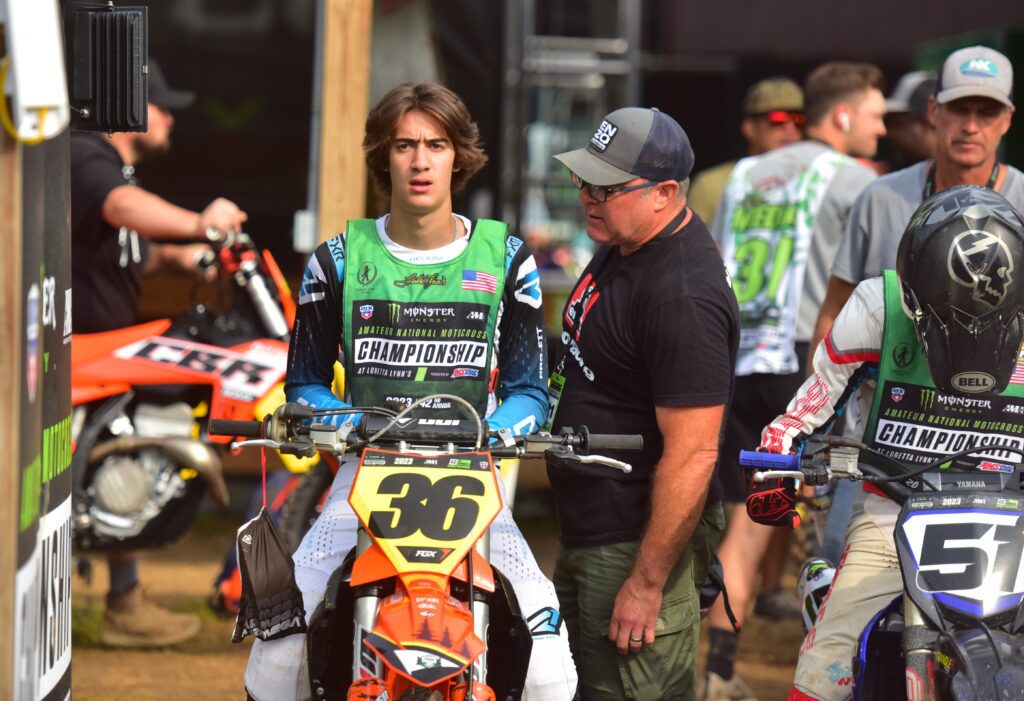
[
  {"xmin": 569, "ymin": 171, "xmax": 659, "ymax": 203},
  {"xmin": 759, "ymin": 110, "xmax": 806, "ymax": 126}
]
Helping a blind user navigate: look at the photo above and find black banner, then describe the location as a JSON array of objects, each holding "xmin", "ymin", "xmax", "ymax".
[{"xmin": 15, "ymin": 132, "xmax": 72, "ymax": 701}]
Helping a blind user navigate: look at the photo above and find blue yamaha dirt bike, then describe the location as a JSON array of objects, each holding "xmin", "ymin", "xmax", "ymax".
[{"xmin": 741, "ymin": 438, "xmax": 1024, "ymax": 701}]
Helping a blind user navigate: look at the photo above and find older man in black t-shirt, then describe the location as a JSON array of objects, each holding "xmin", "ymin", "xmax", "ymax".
[
  {"xmin": 71, "ymin": 61, "xmax": 248, "ymax": 648},
  {"xmin": 547, "ymin": 108, "xmax": 739, "ymax": 700}
]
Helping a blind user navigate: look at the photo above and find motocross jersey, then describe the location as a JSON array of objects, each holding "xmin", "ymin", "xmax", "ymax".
[
  {"xmin": 761, "ymin": 273, "xmax": 1024, "ymax": 476},
  {"xmin": 286, "ymin": 214, "xmax": 548, "ymax": 435},
  {"xmin": 717, "ymin": 143, "xmax": 865, "ymax": 375},
  {"xmin": 342, "ymin": 218, "xmax": 504, "ymax": 416}
]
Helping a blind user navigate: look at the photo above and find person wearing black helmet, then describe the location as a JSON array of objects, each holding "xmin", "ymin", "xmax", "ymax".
[
  {"xmin": 70, "ymin": 58, "xmax": 248, "ymax": 648},
  {"xmin": 747, "ymin": 185, "xmax": 1024, "ymax": 700}
]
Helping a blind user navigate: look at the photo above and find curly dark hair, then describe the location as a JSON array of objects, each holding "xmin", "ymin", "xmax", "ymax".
[{"xmin": 363, "ymin": 83, "xmax": 488, "ymax": 196}]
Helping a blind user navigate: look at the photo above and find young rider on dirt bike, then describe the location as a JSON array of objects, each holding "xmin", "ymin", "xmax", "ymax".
[
  {"xmin": 71, "ymin": 59, "xmax": 248, "ymax": 648},
  {"xmin": 243, "ymin": 82, "xmax": 577, "ymax": 701},
  {"xmin": 746, "ymin": 186, "xmax": 1024, "ymax": 700}
]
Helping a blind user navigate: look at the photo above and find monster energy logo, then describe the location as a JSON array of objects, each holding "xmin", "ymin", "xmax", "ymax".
[
  {"xmin": 388, "ymin": 303, "xmax": 401, "ymax": 325},
  {"xmin": 921, "ymin": 389, "xmax": 936, "ymax": 411}
]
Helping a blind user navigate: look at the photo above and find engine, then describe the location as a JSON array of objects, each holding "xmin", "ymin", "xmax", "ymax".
[{"xmin": 75, "ymin": 402, "xmax": 221, "ymax": 551}]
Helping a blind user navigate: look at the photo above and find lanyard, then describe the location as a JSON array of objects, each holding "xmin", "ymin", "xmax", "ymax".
[
  {"xmin": 543, "ymin": 208, "xmax": 689, "ymax": 430},
  {"xmin": 923, "ymin": 161, "xmax": 999, "ymax": 199}
]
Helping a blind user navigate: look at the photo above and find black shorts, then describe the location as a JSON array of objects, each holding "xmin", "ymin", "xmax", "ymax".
[{"xmin": 719, "ymin": 346, "xmax": 808, "ymax": 503}]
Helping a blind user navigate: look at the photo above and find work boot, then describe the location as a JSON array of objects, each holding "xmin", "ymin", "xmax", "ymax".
[
  {"xmin": 700, "ymin": 671, "xmax": 758, "ymax": 701},
  {"xmin": 101, "ymin": 584, "xmax": 201, "ymax": 648}
]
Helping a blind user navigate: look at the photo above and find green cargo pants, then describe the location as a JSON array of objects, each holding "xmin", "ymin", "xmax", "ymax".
[{"xmin": 553, "ymin": 501, "xmax": 724, "ymax": 700}]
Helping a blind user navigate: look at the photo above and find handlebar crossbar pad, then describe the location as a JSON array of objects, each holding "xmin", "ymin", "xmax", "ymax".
[
  {"xmin": 738, "ymin": 450, "xmax": 799, "ymax": 469},
  {"xmin": 585, "ymin": 434, "xmax": 644, "ymax": 452},
  {"xmin": 209, "ymin": 419, "xmax": 262, "ymax": 438},
  {"xmin": 360, "ymin": 416, "xmax": 489, "ymax": 445}
]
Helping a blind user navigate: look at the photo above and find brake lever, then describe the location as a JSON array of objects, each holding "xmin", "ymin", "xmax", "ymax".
[
  {"xmin": 546, "ymin": 445, "xmax": 633, "ymax": 474},
  {"xmin": 752, "ymin": 469, "xmax": 806, "ymax": 483}
]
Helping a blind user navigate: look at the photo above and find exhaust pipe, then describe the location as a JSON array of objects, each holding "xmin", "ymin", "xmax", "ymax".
[{"xmin": 89, "ymin": 437, "xmax": 230, "ymax": 508}]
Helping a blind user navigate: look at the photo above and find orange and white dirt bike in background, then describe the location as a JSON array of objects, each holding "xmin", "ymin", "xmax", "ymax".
[
  {"xmin": 212, "ymin": 396, "xmax": 641, "ymax": 701},
  {"xmin": 70, "ymin": 232, "xmax": 296, "ymax": 553}
]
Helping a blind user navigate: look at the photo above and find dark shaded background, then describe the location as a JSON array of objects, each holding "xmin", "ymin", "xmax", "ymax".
[{"xmin": 135, "ymin": 0, "xmax": 1024, "ymax": 277}]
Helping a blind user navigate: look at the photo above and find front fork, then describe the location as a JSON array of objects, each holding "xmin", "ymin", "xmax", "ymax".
[
  {"xmin": 471, "ymin": 529, "xmax": 491, "ymax": 686},
  {"xmin": 351, "ymin": 528, "xmax": 383, "ymax": 682},
  {"xmin": 903, "ymin": 598, "xmax": 939, "ymax": 701}
]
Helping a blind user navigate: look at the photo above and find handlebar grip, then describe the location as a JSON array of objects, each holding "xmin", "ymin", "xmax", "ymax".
[
  {"xmin": 738, "ymin": 450, "xmax": 799, "ymax": 469},
  {"xmin": 585, "ymin": 434, "xmax": 644, "ymax": 452},
  {"xmin": 209, "ymin": 419, "xmax": 263, "ymax": 438},
  {"xmin": 280, "ymin": 403, "xmax": 315, "ymax": 421}
]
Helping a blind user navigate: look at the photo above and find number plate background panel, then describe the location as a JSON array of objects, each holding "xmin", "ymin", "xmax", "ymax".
[
  {"xmin": 349, "ymin": 449, "xmax": 502, "ymax": 578},
  {"xmin": 899, "ymin": 504, "xmax": 1024, "ymax": 619}
]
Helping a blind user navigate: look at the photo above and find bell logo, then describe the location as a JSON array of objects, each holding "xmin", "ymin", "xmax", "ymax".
[
  {"xmin": 590, "ymin": 120, "xmax": 618, "ymax": 152},
  {"xmin": 951, "ymin": 371, "xmax": 996, "ymax": 393}
]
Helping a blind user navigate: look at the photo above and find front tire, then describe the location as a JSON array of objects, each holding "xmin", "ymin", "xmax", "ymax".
[{"xmin": 278, "ymin": 459, "xmax": 335, "ymax": 553}]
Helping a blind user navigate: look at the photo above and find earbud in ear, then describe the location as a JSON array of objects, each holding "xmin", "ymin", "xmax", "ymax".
[{"xmin": 838, "ymin": 112, "xmax": 851, "ymax": 133}]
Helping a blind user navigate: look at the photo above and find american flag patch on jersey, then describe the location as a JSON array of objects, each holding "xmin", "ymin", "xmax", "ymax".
[{"xmin": 462, "ymin": 270, "xmax": 497, "ymax": 294}]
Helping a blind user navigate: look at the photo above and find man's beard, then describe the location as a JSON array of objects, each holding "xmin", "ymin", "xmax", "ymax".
[{"xmin": 134, "ymin": 136, "xmax": 171, "ymax": 162}]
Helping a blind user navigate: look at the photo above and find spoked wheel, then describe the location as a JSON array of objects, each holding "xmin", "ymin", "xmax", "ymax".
[{"xmin": 277, "ymin": 458, "xmax": 336, "ymax": 553}]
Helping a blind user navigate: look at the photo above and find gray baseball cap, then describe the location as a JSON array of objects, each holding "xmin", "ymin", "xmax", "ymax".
[
  {"xmin": 553, "ymin": 107, "xmax": 694, "ymax": 187},
  {"xmin": 936, "ymin": 46, "xmax": 1014, "ymax": 108},
  {"xmin": 886, "ymin": 70, "xmax": 936, "ymax": 113}
]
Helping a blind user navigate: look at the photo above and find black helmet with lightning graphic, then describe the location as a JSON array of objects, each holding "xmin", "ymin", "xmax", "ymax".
[{"xmin": 896, "ymin": 185, "xmax": 1024, "ymax": 395}]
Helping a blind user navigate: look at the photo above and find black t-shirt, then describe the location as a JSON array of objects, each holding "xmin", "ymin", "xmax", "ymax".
[
  {"xmin": 70, "ymin": 133, "xmax": 151, "ymax": 333},
  {"xmin": 548, "ymin": 210, "xmax": 739, "ymax": 547}
]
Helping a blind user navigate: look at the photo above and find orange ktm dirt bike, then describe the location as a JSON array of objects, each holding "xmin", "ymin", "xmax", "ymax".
[
  {"xmin": 70, "ymin": 231, "xmax": 295, "ymax": 553},
  {"xmin": 211, "ymin": 395, "xmax": 641, "ymax": 701}
]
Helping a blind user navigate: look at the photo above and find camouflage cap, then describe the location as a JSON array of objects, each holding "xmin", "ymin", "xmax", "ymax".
[{"xmin": 743, "ymin": 77, "xmax": 804, "ymax": 115}]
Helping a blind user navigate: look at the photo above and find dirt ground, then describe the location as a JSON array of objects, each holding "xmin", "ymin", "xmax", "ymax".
[{"xmin": 71, "ymin": 490, "xmax": 803, "ymax": 700}]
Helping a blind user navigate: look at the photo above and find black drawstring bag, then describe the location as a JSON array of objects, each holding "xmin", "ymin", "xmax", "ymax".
[{"xmin": 232, "ymin": 449, "xmax": 307, "ymax": 642}]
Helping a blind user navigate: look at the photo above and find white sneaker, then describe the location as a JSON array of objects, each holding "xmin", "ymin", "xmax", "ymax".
[{"xmin": 700, "ymin": 671, "xmax": 758, "ymax": 701}]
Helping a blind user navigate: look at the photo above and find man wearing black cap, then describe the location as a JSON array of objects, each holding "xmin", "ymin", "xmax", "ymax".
[
  {"xmin": 545, "ymin": 107, "xmax": 739, "ymax": 700},
  {"xmin": 879, "ymin": 70, "xmax": 937, "ymax": 173},
  {"xmin": 71, "ymin": 60, "xmax": 248, "ymax": 335},
  {"xmin": 70, "ymin": 59, "xmax": 248, "ymax": 648}
]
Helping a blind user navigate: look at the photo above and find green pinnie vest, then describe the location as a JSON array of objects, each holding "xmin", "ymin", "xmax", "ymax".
[
  {"xmin": 862, "ymin": 270, "xmax": 1024, "ymax": 472},
  {"xmin": 341, "ymin": 218, "xmax": 507, "ymax": 415}
]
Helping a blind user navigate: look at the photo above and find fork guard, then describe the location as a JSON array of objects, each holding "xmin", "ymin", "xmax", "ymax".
[{"xmin": 306, "ymin": 553, "xmax": 530, "ymax": 701}]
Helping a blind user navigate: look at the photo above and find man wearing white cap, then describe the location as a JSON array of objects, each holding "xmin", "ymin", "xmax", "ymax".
[{"xmin": 812, "ymin": 45, "xmax": 1023, "ymax": 358}]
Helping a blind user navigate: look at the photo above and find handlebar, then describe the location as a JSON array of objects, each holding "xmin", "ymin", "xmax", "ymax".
[
  {"xmin": 738, "ymin": 436, "xmax": 1024, "ymax": 503},
  {"xmin": 208, "ymin": 400, "xmax": 643, "ymax": 474}
]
